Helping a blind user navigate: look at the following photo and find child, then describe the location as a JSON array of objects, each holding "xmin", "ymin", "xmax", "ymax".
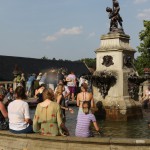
[{"xmin": 75, "ymin": 101, "xmax": 101, "ymax": 137}]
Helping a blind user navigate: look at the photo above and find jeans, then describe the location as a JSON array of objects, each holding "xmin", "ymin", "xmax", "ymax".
[{"xmin": 9, "ymin": 125, "xmax": 33, "ymax": 134}]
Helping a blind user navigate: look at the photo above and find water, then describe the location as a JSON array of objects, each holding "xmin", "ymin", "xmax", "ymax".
[
  {"xmin": 100, "ymin": 119, "xmax": 150, "ymax": 138},
  {"xmin": 30, "ymin": 107, "xmax": 150, "ymax": 138}
]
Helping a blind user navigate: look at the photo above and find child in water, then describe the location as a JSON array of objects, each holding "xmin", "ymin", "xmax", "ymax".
[{"xmin": 75, "ymin": 101, "xmax": 102, "ymax": 137}]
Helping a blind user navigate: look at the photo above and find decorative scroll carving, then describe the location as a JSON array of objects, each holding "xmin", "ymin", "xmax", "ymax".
[
  {"xmin": 128, "ymin": 73, "xmax": 146, "ymax": 100},
  {"xmin": 123, "ymin": 55, "xmax": 132, "ymax": 68},
  {"xmin": 102, "ymin": 55, "xmax": 114, "ymax": 67},
  {"xmin": 92, "ymin": 71, "xmax": 117, "ymax": 99}
]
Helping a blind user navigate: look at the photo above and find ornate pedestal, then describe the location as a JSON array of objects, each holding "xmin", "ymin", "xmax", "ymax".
[{"xmin": 93, "ymin": 33, "xmax": 143, "ymax": 121}]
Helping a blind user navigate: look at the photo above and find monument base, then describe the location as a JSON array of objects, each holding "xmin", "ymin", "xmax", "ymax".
[
  {"xmin": 94, "ymin": 92, "xmax": 143, "ymax": 121},
  {"xmin": 94, "ymin": 32, "xmax": 143, "ymax": 121},
  {"xmin": 105, "ymin": 106, "xmax": 143, "ymax": 121}
]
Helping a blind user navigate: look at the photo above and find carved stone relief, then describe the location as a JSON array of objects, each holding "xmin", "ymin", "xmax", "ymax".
[{"xmin": 102, "ymin": 55, "xmax": 114, "ymax": 67}]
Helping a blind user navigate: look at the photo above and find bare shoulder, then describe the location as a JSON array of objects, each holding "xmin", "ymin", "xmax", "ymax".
[
  {"xmin": 57, "ymin": 94, "xmax": 62, "ymax": 99},
  {"xmin": 0, "ymin": 101, "xmax": 5, "ymax": 109},
  {"xmin": 77, "ymin": 92, "xmax": 82, "ymax": 97},
  {"xmin": 0, "ymin": 101, "xmax": 3, "ymax": 107},
  {"xmin": 85, "ymin": 91, "xmax": 92, "ymax": 96},
  {"xmin": 88, "ymin": 92, "xmax": 93, "ymax": 98}
]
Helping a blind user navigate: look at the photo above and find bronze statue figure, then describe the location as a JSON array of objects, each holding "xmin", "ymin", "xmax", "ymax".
[{"xmin": 106, "ymin": 0, "xmax": 123, "ymax": 33}]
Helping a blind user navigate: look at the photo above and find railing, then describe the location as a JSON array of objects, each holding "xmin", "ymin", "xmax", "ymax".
[{"xmin": 0, "ymin": 81, "xmax": 14, "ymax": 90}]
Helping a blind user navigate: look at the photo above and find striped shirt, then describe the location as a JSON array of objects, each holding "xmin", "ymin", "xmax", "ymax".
[{"xmin": 75, "ymin": 113, "xmax": 96, "ymax": 137}]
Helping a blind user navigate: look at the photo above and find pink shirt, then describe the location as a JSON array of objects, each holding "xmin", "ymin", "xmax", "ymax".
[{"xmin": 67, "ymin": 74, "xmax": 76, "ymax": 87}]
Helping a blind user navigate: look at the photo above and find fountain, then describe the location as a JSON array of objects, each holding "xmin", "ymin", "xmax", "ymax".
[{"xmin": 93, "ymin": 0, "xmax": 143, "ymax": 121}]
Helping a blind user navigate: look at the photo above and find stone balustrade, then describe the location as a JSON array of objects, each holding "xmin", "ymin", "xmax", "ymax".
[
  {"xmin": 0, "ymin": 81, "xmax": 14, "ymax": 90},
  {"xmin": 0, "ymin": 131, "xmax": 150, "ymax": 150}
]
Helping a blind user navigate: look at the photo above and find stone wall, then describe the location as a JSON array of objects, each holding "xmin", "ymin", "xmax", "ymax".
[{"xmin": 0, "ymin": 131, "xmax": 150, "ymax": 150}]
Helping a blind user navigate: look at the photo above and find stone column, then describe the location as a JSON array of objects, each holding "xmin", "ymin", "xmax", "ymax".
[{"xmin": 93, "ymin": 33, "xmax": 143, "ymax": 121}]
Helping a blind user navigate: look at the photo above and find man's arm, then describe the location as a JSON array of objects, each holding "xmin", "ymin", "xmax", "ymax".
[{"xmin": 0, "ymin": 102, "xmax": 8, "ymax": 118}]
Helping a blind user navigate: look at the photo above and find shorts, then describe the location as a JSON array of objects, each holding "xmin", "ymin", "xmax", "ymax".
[
  {"xmin": 68, "ymin": 86, "xmax": 75, "ymax": 94},
  {"xmin": 26, "ymin": 82, "xmax": 32, "ymax": 91}
]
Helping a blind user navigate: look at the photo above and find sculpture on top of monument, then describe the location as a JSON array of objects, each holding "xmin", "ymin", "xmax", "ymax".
[{"xmin": 106, "ymin": 0, "xmax": 124, "ymax": 33}]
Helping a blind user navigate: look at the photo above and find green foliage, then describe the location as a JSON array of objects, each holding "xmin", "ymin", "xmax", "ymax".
[
  {"xmin": 41, "ymin": 56, "xmax": 49, "ymax": 60},
  {"xmin": 81, "ymin": 58, "xmax": 96, "ymax": 69},
  {"xmin": 41, "ymin": 56, "xmax": 72, "ymax": 62},
  {"xmin": 135, "ymin": 20, "xmax": 150, "ymax": 75},
  {"xmin": 40, "ymin": 56, "xmax": 96, "ymax": 69}
]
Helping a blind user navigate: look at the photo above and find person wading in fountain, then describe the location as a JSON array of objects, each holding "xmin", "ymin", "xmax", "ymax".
[
  {"xmin": 77, "ymin": 83, "xmax": 94, "ymax": 114},
  {"xmin": 55, "ymin": 84, "xmax": 74, "ymax": 120},
  {"xmin": 75, "ymin": 101, "xmax": 101, "ymax": 137},
  {"xmin": 66, "ymin": 71, "xmax": 76, "ymax": 101}
]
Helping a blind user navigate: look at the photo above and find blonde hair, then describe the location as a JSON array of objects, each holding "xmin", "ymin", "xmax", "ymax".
[{"xmin": 55, "ymin": 84, "xmax": 64, "ymax": 99}]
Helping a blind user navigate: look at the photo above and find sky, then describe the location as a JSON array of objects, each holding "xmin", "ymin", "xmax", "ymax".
[{"xmin": 0, "ymin": 0, "xmax": 150, "ymax": 61}]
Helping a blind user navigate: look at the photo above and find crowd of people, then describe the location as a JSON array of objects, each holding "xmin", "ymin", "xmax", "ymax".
[
  {"xmin": 13, "ymin": 70, "xmax": 90, "ymax": 100},
  {"xmin": 1, "ymin": 70, "xmax": 149, "ymax": 137},
  {"xmin": 0, "ymin": 70, "xmax": 103, "ymax": 138}
]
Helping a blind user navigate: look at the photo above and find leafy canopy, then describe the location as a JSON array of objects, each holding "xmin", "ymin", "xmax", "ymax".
[{"xmin": 135, "ymin": 20, "xmax": 150, "ymax": 75}]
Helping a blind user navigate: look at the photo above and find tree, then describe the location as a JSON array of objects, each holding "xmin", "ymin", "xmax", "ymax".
[
  {"xmin": 52, "ymin": 57, "xmax": 56, "ymax": 61},
  {"xmin": 135, "ymin": 20, "xmax": 150, "ymax": 75},
  {"xmin": 41, "ymin": 56, "xmax": 49, "ymax": 60},
  {"xmin": 81, "ymin": 58, "xmax": 96, "ymax": 70}
]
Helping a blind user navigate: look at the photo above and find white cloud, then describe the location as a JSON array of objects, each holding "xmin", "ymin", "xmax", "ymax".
[
  {"xmin": 134, "ymin": 0, "xmax": 149, "ymax": 4},
  {"xmin": 45, "ymin": 36, "xmax": 57, "ymax": 42},
  {"xmin": 137, "ymin": 8, "xmax": 150, "ymax": 20},
  {"xmin": 44, "ymin": 26, "xmax": 83, "ymax": 42},
  {"xmin": 57, "ymin": 27, "xmax": 83, "ymax": 35}
]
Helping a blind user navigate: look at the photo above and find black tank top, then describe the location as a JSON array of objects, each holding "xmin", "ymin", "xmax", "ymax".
[{"xmin": 0, "ymin": 111, "xmax": 5, "ymax": 122}]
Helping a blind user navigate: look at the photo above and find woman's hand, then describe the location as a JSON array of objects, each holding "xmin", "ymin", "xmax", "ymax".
[
  {"xmin": 25, "ymin": 118, "xmax": 33, "ymax": 125},
  {"xmin": 68, "ymin": 108, "xmax": 74, "ymax": 114}
]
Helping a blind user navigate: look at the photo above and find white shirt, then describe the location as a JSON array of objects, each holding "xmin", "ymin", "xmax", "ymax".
[
  {"xmin": 63, "ymin": 86, "xmax": 70, "ymax": 96},
  {"xmin": 79, "ymin": 77, "xmax": 88, "ymax": 87},
  {"xmin": 8, "ymin": 100, "xmax": 30, "ymax": 131},
  {"xmin": 66, "ymin": 74, "xmax": 76, "ymax": 87}
]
